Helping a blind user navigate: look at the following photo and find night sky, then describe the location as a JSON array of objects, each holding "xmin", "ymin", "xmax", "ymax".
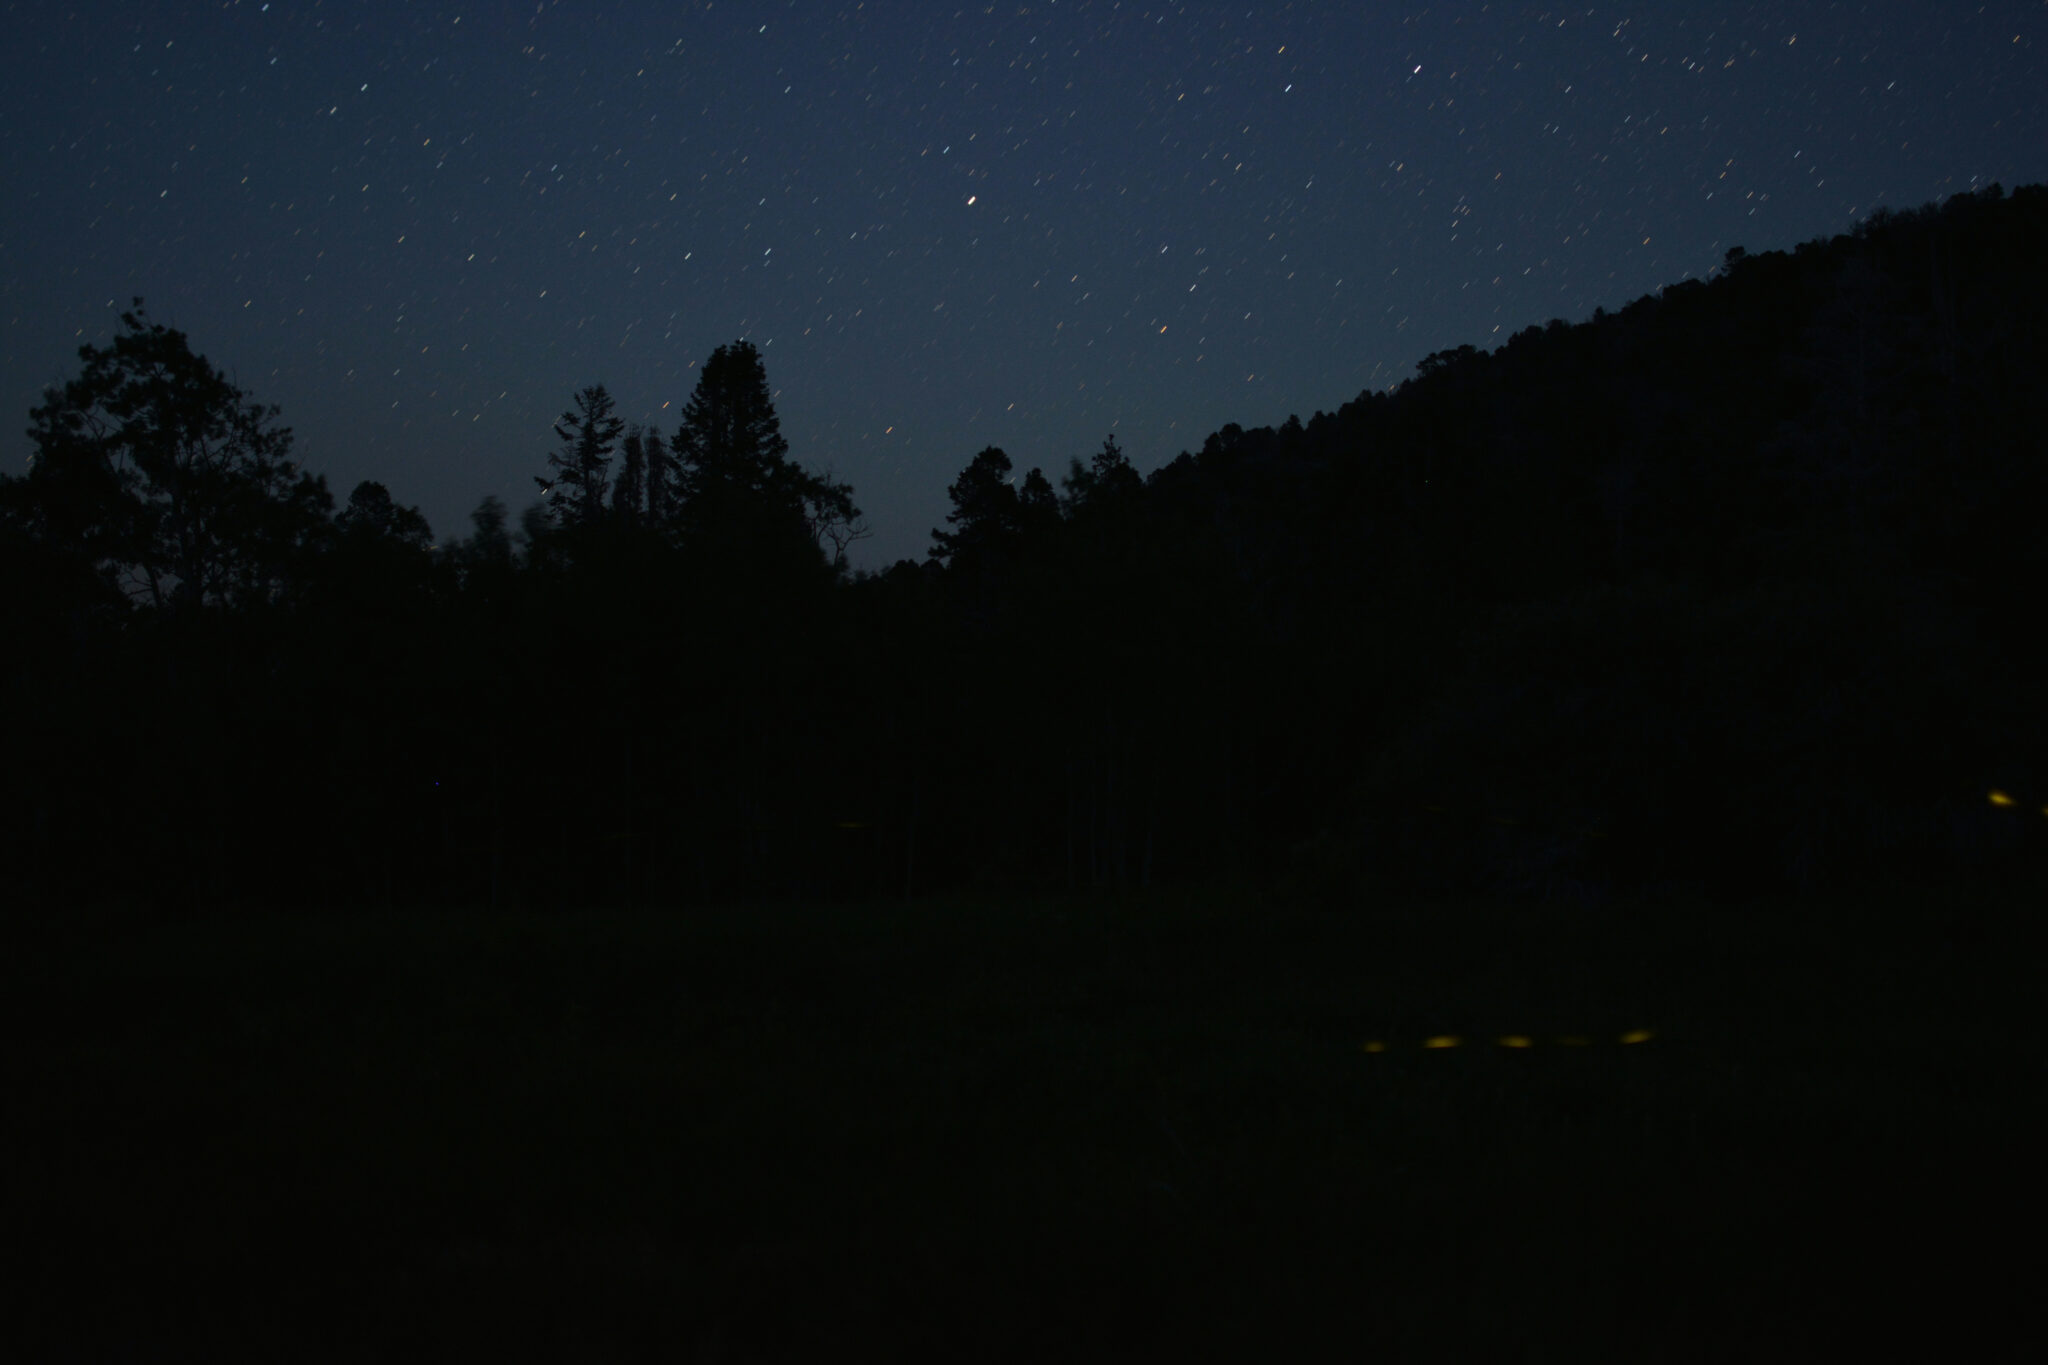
[{"xmin": 7, "ymin": 3, "xmax": 2044, "ymax": 568}]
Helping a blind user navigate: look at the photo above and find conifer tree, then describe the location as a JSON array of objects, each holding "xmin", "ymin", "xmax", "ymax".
[
  {"xmin": 673, "ymin": 342, "xmax": 788, "ymax": 508},
  {"xmin": 612, "ymin": 427, "xmax": 649, "ymax": 526},
  {"xmin": 641, "ymin": 426, "xmax": 679, "ymax": 529},
  {"xmin": 537, "ymin": 384, "xmax": 623, "ymax": 528},
  {"xmin": 930, "ymin": 446, "xmax": 1023, "ymax": 565},
  {"xmin": 671, "ymin": 340, "xmax": 862, "ymax": 563}
]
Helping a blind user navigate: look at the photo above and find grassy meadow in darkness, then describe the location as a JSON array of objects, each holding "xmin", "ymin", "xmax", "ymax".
[{"xmin": 10, "ymin": 882, "xmax": 2039, "ymax": 1360}]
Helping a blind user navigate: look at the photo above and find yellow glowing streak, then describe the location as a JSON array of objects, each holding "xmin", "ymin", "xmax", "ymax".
[
  {"xmin": 1365, "ymin": 1030, "xmax": 1660, "ymax": 1051},
  {"xmin": 1990, "ymin": 790, "xmax": 2015, "ymax": 806}
]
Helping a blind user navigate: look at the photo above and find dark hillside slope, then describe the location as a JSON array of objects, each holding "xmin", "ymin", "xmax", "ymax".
[
  {"xmin": 1069, "ymin": 184, "xmax": 2048, "ymax": 905},
  {"xmin": 1393, "ymin": 186, "xmax": 2045, "ymax": 903}
]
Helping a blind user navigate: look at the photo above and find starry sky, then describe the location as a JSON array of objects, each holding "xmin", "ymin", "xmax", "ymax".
[{"xmin": 6, "ymin": 2, "xmax": 2045, "ymax": 568}]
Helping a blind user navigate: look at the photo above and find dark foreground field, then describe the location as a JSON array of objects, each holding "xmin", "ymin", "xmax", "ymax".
[{"xmin": 7, "ymin": 887, "xmax": 2039, "ymax": 1361}]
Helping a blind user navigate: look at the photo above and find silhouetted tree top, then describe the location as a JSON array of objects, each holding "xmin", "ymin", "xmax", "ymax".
[
  {"xmin": 930, "ymin": 445, "xmax": 1025, "ymax": 565},
  {"xmin": 1412, "ymin": 344, "xmax": 1484, "ymax": 384},
  {"xmin": 309, "ymin": 479, "xmax": 443, "ymax": 614},
  {"xmin": 1061, "ymin": 433, "xmax": 1142, "ymax": 517},
  {"xmin": 452, "ymin": 494, "xmax": 515, "ymax": 586},
  {"xmin": 539, "ymin": 384, "xmax": 623, "ymax": 528},
  {"xmin": 1019, "ymin": 466, "xmax": 1060, "ymax": 537},
  {"xmin": 670, "ymin": 339, "xmax": 864, "ymax": 567},
  {"xmin": 673, "ymin": 340, "xmax": 790, "ymax": 507},
  {"xmin": 802, "ymin": 466, "xmax": 869, "ymax": 568},
  {"xmin": 337, "ymin": 480, "xmax": 432, "ymax": 550},
  {"xmin": 11, "ymin": 300, "xmax": 331, "ymax": 612}
]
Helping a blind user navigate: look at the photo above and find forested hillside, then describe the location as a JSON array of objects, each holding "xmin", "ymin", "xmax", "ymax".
[{"xmin": 7, "ymin": 183, "xmax": 2044, "ymax": 919}]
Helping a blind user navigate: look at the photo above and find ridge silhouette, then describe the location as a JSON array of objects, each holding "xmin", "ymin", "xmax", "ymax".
[{"xmin": 3, "ymin": 185, "xmax": 2044, "ymax": 915}]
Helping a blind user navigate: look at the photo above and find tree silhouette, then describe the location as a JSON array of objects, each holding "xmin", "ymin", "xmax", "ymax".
[
  {"xmin": 671, "ymin": 339, "xmax": 858, "ymax": 566},
  {"xmin": 1019, "ymin": 466, "xmax": 1061, "ymax": 538},
  {"xmin": 313, "ymin": 479, "xmax": 441, "ymax": 613},
  {"xmin": 612, "ymin": 427, "xmax": 650, "ymax": 526},
  {"xmin": 1060, "ymin": 432, "xmax": 1142, "ymax": 516},
  {"xmin": 930, "ymin": 445, "xmax": 1025, "ymax": 565},
  {"xmin": 457, "ymin": 496, "xmax": 512, "ymax": 567},
  {"xmin": 13, "ymin": 301, "xmax": 332, "ymax": 611},
  {"xmin": 802, "ymin": 467, "xmax": 869, "ymax": 569},
  {"xmin": 673, "ymin": 341, "xmax": 792, "ymax": 517},
  {"xmin": 518, "ymin": 500, "xmax": 560, "ymax": 575},
  {"xmin": 538, "ymin": 384, "xmax": 623, "ymax": 527},
  {"xmin": 336, "ymin": 480, "xmax": 432, "ymax": 550},
  {"xmin": 8, "ymin": 187, "xmax": 2046, "ymax": 915},
  {"xmin": 640, "ymin": 426, "xmax": 680, "ymax": 529}
]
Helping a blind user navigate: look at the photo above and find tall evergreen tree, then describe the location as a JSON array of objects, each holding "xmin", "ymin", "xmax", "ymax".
[
  {"xmin": 612, "ymin": 427, "xmax": 650, "ymax": 526},
  {"xmin": 537, "ymin": 384, "xmax": 623, "ymax": 527},
  {"xmin": 641, "ymin": 426, "xmax": 679, "ymax": 530},
  {"xmin": 673, "ymin": 341, "xmax": 791, "ymax": 511},
  {"xmin": 671, "ymin": 339, "xmax": 861, "ymax": 564},
  {"xmin": 930, "ymin": 446, "xmax": 1024, "ymax": 565}
]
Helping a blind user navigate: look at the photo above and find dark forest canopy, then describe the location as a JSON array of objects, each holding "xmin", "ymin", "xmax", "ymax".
[{"xmin": 5, "ymin": 183, "xmax": 2046, "ymax": 920}]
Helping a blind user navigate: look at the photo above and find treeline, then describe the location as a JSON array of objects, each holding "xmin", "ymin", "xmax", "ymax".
[{"xmin": 6, "ymin": 183, "xmax": 2047, "ymax": 919}]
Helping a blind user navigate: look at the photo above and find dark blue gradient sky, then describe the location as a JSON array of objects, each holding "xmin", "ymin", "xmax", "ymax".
[{"xmin": 7, "ymin": 1, "xmax": 2044, "ymax": 567}]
